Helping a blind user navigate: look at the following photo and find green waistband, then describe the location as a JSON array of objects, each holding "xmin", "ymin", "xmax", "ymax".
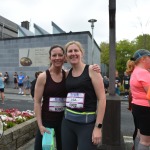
[{"xmin": 66, "ymin": 108, "xmax": 96, "ymax": 115}]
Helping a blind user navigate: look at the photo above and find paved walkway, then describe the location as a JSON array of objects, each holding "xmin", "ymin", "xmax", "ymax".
[{"xmin": 4, "ymin": 88, "xmax": 32, "ymax": 100}]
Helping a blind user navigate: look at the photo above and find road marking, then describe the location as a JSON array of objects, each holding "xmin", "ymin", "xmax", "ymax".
[
  {"xmin": 28, "ymin": 101, "xmax": 34, "ymax": 103},
  {"xmin": 10, "ymin": 100, "xmax": 21, "ymax": 102}
]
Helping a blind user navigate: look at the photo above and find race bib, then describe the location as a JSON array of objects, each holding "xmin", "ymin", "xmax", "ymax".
[
  {"xmin": 66, "ymin": 92, "xmax": 85, "ymax": 109},
  {"xmin": 125, "ymin": 80, "xmax": 128, "ymax": 84},
  {"xmin": 49, "ymin": 97, "xmax": 66, "ymax": 112},
  {"xmin": 115, "ymin": 83, "xmax": 118, "ymax": 88}
]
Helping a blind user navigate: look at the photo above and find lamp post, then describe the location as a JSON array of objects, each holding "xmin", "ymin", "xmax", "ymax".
[{"xmin": 88, "ymin": 19, "xmax": 97, "ymax": 64}]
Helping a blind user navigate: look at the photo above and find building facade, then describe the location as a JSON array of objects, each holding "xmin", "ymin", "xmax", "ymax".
[
  {"xmin": 0, "ymin": 31, "xmax": 101, "ymax": 87},
  {"xmin": 0, "ymin": 15, "xmax": 18, "ymax": 39}
]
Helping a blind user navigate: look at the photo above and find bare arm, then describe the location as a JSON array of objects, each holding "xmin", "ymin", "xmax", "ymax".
[
  {"xmin": 89, "ymin": 65, "xmax": 106, "ymax": 145},
  {"xmin": 34, "ymin": 72, "xmax": 49, "ymax": 135},
  {"xmin": 144, "ymin": 86, "xmax": 150, "ymax": 106}
]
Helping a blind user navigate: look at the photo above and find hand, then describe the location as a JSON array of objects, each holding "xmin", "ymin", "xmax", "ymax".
[
  {"xmin": 92, "ymin": 127, "xmax": 102, "ymax": 145},
  {"xmin": 39, "ymin": 125, "xmax": 50, "ymax": 135},
  {"xmin": 92, "ymin": 64, "xmax": 101, "ymax": 73}
]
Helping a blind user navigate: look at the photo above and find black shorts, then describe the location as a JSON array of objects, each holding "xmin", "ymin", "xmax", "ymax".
[
  {"xmin": 14, "ymin": 79, "xmax": 17, "ymax": 84},
  {"xmin": 18, "ymin": 83, "xmax": 23, "ymax": 87},
  {"xmin": 124, "ymin": 85, "xmax": 130, "ymax": 90},
  {"xmin": 0, "ymin": 88, "xmax": 4, "ymax": 92},
  {"xmin": 132, "ymin": 104, "xmax": 150, "ymax": 136}
]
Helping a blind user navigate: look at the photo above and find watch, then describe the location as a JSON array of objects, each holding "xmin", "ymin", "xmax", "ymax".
[{"xmin": 95, "ymin": 123, "xmax": 102, "ymax": 128}]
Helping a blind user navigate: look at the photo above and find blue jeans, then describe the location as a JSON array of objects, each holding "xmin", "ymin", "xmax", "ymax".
[{"xmin": 115, "ymin": 87, "xmax": 120, "ymax": 95}]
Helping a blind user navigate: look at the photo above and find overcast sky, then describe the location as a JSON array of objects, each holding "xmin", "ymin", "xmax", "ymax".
[{"xmin": 0, "ymin": 0, "xmax": 150, "ymax": 45}]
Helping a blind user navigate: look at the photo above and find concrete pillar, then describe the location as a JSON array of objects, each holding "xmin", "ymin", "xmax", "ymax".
[{"xmin": 98, "ymin": 95, "xmax": 122, "ymax": 150}]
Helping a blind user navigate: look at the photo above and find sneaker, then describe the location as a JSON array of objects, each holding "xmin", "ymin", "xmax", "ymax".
[
  {"xmin": 18, "ymin": 92, "xmax": 21, "ymax": 95},
  {"xmin": 124, "ymin": 95, "xmax": 128, "ymax": 98},
  {"xmin": 21, "ymin": 92, "xmax": 24, "ymax": 95}
]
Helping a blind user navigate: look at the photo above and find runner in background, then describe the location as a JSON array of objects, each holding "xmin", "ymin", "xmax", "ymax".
[{"xmin": 17, "ymin": 72, "xmax": 25, "ymax": 95}]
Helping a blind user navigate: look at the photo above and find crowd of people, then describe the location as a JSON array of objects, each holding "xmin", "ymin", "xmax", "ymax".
[
  {"xmin": 0, "ymin": 71, "xmax": 43, "ymax": 104},
  {"xmin": 0, "ymin": 43, "xmax": 150, "ymax": 150},
  {"xmin": 102, "ymin": 70, "xmax": 130, "ymax": 98}
]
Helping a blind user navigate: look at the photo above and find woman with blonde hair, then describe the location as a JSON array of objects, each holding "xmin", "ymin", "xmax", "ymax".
[
  {"xmin": 61, "ymin": 41, "xmax": 106, "ymax": 150},
  {"xmin": 0, "ymin": 73, "xmax": 5, "ymax": 104},
  {"xmin": 126, "ymin": 49, "xmax": 150, "ymax": 150}
]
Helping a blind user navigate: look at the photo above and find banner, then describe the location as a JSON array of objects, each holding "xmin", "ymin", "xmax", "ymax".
[{"xmin": 19, "ymin": 47, "xmax": 50, "ymax": 67}]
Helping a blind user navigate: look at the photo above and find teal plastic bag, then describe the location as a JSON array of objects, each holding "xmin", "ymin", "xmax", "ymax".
[{"xmin": 42, "ymin": 128, "xmax": 55, "ymax": 150}]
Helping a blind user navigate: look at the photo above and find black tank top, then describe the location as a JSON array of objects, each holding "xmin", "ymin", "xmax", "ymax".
[
  {"xmin": 42, "ymin": 69, "xmax": 67, "ymax": 122},
  {"xmin": 66, "ymin": 65, "xmax": 97, "ymax": 112}
]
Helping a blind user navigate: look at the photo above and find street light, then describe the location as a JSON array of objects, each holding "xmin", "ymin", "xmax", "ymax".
[{"xmin": 88, "ymin": 19, "xmax": 97, "ymax": 64}]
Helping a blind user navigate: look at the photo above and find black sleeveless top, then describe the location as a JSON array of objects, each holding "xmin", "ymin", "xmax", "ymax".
[
  {"xmin": 66, "ymin": 65, "xmax": 97, "ymax": 112},
  {"xmin": 42, "ymin": 69, "xmax": 67, "ymax": 122}
]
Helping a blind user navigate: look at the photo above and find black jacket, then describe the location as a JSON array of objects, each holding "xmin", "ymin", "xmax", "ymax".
[{"xmin": 30, "ymin": 79, "xmax": 37, "ymax": 98}]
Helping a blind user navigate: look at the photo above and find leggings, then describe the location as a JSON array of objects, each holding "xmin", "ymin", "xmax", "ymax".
[
  {"xmin": 61, "ymin": 118, "xmax": 97, "ymax": 150},
  {"xmin": 34, "ymin": 120, "xmax": 62, "ymax": 150}
]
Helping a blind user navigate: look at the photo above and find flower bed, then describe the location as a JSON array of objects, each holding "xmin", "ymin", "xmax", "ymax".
[
  {"xmin": 0, "ymin": 109, "xmax": 38, "ymax": 150},
  {"xmin": 0, "ymin": 108, "xmax": 35, "ymax": 131}
]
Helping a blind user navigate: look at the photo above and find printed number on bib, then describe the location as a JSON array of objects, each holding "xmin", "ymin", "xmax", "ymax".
[
  {"xmin": 49, "ymin": 97, "xmax": 66, "ymax": 112},
  {"xmin": 66, "ymin": 92, "xmax": 85, "ymax": 109}
]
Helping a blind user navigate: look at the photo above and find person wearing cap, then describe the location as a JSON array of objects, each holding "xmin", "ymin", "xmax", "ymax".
[{"xmin": 126, "ymin": 49, "xmax": 150, "ymax": 150}]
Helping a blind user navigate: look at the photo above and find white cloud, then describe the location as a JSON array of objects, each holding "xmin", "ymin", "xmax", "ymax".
[{"xmin": 0, "ymin": 0, "xmax": 150, "ymax": 45}]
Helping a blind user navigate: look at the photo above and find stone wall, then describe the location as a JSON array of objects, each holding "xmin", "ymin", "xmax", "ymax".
[{"xmin": 0, "ymin": 118, "xmax": 37, "ymax": 150}]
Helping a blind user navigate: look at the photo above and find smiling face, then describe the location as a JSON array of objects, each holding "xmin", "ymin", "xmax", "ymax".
[
  {"xmin": 49, "ymin": 47, "xmax": 65, "ymax": 67},
  {"xmin": 66, "ymin": 43, "xmax": 84, "ymax": 65}
]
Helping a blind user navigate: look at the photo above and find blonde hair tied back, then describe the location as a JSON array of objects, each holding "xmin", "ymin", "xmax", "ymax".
[{"xmin": 126, "ymin": 60, "xmax": 135, "ymax": 75}]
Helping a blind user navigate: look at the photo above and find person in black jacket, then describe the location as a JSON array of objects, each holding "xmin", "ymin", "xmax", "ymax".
[
  {"xmin": 4, "ymin": 72, "xmax": 9, "ymax": 87},
  {"xmin": 30, "ymin": 71, "xmax": 42, "ymax": 99}
]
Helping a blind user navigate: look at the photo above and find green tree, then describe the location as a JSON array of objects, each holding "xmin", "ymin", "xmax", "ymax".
[
  {"xmin": 100, "ymin": 42, "xmax": 109, "ymax": 66},
  {"xmin": 100, "ymin": 40, "xmax": 136, "ymax": 76},
  {"xmin": 116, "ymin": 39, "xmax": 135, "ymax": 75},
  {"xmin": 134, "ymin": 34, "xmax": 150, "ymax": 50},
  {"xmin": 100, "ymin": 34, "xmax": 150, "ymax": 76}
]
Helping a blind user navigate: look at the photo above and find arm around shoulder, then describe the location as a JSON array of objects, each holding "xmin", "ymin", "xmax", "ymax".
[{"xmin": 89, "ymin": 65, "xmax": 106, "ymax": 124}]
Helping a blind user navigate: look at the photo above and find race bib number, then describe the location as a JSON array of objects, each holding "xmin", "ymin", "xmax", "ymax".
[
  {"xmin": 49, "ymin": 97, "xmax": 66, "ymax": 112},
  {"xmin": 66, "ymin": 92, "xmax": 85, "ymax": 109},
  {"xmin": 125, "ymin": 81, "xmax": 128, "ymax": 84},
  {"xmin": 115, "ymin": 83, "xmax": 118, "ymax": 88}
]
